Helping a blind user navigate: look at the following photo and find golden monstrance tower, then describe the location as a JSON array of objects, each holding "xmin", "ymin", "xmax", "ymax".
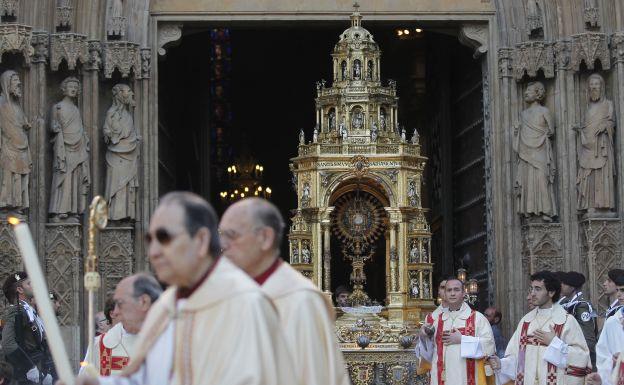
[{"xmin": 289, "ymin": 6, "xmax": 435, "ymax": 382}]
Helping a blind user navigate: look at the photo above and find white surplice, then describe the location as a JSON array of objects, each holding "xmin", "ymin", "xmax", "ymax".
[
  {"xmin": 262, "ymin": 262, "xmax": 350, "ymax": 385},
  {"xmin": 596, "ymin": 309, "xmax": 624, "ymax": 385},
  {"xmin": 80, "ymin": 323, "xmax": 137, "ymax": 376},
  {"xmin": 98, "ymin": 257, "xmax": 299, "ymax": 385},
  {"xmin": 496, "ymin": 304, "xmax": 590, "ymax": 385},
  {"xmin": 417, "ymin": 302, "xmax": 495, "ymax": 385}
]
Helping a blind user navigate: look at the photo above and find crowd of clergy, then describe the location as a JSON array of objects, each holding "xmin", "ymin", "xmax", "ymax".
[{"xmin": 0, "ymin": 191, "xmax": 623, "ymax": 385}]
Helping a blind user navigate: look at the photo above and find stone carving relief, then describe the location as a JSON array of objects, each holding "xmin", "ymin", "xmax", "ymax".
[
  {"xmin": 56, "ymin": 0, "xmax": 73, "ymax": 30},
  {"xmin": 44, "ymin": 224, "xmax": 80, "ymax": 326},
  {"xmin": 157, "ymin": 23, "xmax": 182, "ymax": 56},
  {"xmin": 458, "ymin": 24, "xmax": 488, "ymax": 58},
  {"xmin": 583, "ymin": 0, "xmax": 600, "ymax": 29},
  {"xmin": 513, "ymin": 81, "xmax": 557, "ymax": 221},
  {"xmin": 0, "ymin": 223, "xmax": 20, "ymax": 301},
  {"xmin": 581, "ymin": 220, "xmax": 622, "ymax": 312},
  {"xmin": 570, "ymin": 33, "xmax": 610, "ymax": 71},
  {"xmin": 49, "ymin": 77, "xmax": 91, "ymax": 222},
  {"xmin": 85, "ymin": 40, "xmax": 102, "ymax": 71},
  {"xmin": 107, "ymin": 0, "xmax": 126, "ymax": 39},
  {"xmin": 521, "ymin": 223, "xmax": 563, "ymax": 275},
  {"xmin": 31, "ymin": 31, "xmax": 49, "ymax": 64},
  {"xmin": 512, "ymin": 42, "xmax": 555, "ymax": 80},
  {"xmin": 102, "ymin": 41, "xmax": 140, "ymax": 78},
  {"xmin": 554, "ymin": 40, "xmax": 571, "ymax": 71},
  {"xmin": 50, "ymin": 33, "xmax": 88, "ymax": 71},
  {"xmin": 0, "ymin": 24, "xmax": 33, "ymax": 64},
  {"xmin": 104, "ymin": 84, "xmax": 138, "ymax": 220},
  {"xmin": 0, "ymin": 71, "xmax": 31, "ymax": 212},
  {"xmin": 99, "ymin": 228, "xmax": 134, "ymax": 295},
  {"xmin": 525, "ymin": 0, "xmax": 544, "ymax": 38},
  {"xmin": 574, "ymin": 73, "xmax": 615, "ymax": 214},
  {"xmin": 300, "ymin": 181, "xmax": 311, "ymax": 208},
  {"xmin": 0, "ymin": 0, "xmax": 18, "ymax": 20}
]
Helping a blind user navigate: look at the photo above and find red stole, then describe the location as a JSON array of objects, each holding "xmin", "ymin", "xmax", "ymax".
[
  {"xmin": 99, "ymin": 333, "xmax": 130, "ymax": 376},
  {"xmin": 514, "ymin": 321, "xmax": 564, "ymax": 385},
  {"xmin": 435, "ymin": 310, "xmax": 477, "ymax": 385}
]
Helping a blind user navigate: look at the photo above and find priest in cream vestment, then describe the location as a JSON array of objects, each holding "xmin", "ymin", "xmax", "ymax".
[
  {"xmin": 491, "ymin": 271, "xmax": 590, "ymax": 385},
  {"xmin": 220, "ymin": 198, "xmax": 350, "ymax": 385},
  {"xmin": 69, "ymin": 192, "xmax": 298, "ymax": 385},
  {"xmin": 594, "ymin": 306, "xmax": 624, "ymax": 385},
  {"xmin": 417, "ymin": 278, "xmax": 496, "ymax": 385}
]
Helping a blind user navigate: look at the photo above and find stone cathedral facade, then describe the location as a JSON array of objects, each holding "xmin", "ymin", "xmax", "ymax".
[{"xmin": 0, "ymin": 0, "xmax": 621, "ymax": 373}]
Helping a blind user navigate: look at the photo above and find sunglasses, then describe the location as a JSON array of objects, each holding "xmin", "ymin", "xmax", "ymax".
[{"xmin": 145, "ymin": 227, "xmax": 185, "ymax": 246}]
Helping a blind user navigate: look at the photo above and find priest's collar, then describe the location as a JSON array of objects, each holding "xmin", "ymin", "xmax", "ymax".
[
  {"xmin": 254, "ymin": 258, "xmax": 282, "ymax": 285},
  {"xmin": 176, "ymin": 256, "xmax": 221, "ymax": 299}
]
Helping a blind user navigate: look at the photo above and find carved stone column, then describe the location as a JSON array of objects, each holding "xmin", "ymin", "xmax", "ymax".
[
  {"xmin": 44, "ymin": 224, "xmax": 81, "ymax": 368},
  {"xmin": 580, "ymin": 219, "xmax": 623, "ymax": 313},
  {"xmin": 322, "ymin": 222, "xmax": 331, "ymax": 293},
  {"xmin": 388, "ymin": 222, "xmax": 398, "ymax": 293},
  {"xmin": 99, "ymin": 227, "xmax": 134, "ymax": 300},
  {"xmin": 612, "ymin": 33, "xmax": 624, "ymax": 227}
]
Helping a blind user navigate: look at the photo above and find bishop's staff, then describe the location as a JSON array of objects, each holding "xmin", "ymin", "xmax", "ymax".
[
  {"xmin": 8, "ymin": 216, "xmax": 75, "ymax": 385},
  {"xmin": 82, "ymin": 196, "xmax": 108, "ymax": 376}
]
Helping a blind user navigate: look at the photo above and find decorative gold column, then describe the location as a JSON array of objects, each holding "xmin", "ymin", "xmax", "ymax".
[
  {"xmin": 389, "ymin": 222, "xmax": 398, "ymax": 292},
  {"xmin": 322, "ymin": 222, "xmax": 331, "ymax": 293}
]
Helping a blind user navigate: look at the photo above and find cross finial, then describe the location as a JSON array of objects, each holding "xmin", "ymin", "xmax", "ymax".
[
  {"xmin": 350, "ymin": 2, "xmax": 362, "ymax": 27},
  {"xmin": 353, "ymin": 2, "xmax": 360, "ymax": 11}
]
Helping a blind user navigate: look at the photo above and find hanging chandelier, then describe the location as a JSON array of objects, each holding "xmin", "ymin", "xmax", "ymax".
[{"xmin": 219, "ymin": 151, "xmax": 272, "ymax": 202}]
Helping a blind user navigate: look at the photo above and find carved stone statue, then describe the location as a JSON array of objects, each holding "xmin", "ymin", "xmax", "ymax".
[
  {"xmin": 292, "ymin": 243, "xmax": 299, "ymax": 263},
  {"xmin": 409, "ymin": 241, "xmax": 420, "ymax": 263},
  {"xmin": 408, "ymin": 180, "xmax": 419, "ymax": 206},
  {"xmin": 301, "ymin": 182, "xmax": 311, "ymax": 208},
  {"xmin": 103, "ymin": 84, "xmax": 139, "ymax": 220},
  {"xmin": 312, "ymin": 125, "xmax": 318, "ymax": 143},
  {"xmin": 367, "ymin": 60, "xmax": 373, "ymax": 80},
  {"xmin": 422, "ymin": 280, "xmax": 430, "ymax": 299},
  {"xmin": 401, "ymin": 128, "xmax": 406, "ymax": 142},
  {"xmin": 0, "ymin": 70, "xmax": 31, "ymax": 211},
  {"xmin": 575, "ymin": 73, "xmax": 616, "ymax": 213},
  {"xmin": 328, "ymin": 110, "xmax": 336, "ymax": 131},
  {"xmin": 299, "ymin": 129, "xmax": 305, "ymax": 144},
  {"xmin": 351, "ymin": 109, "xmax": 363, "ymax": 129},
  {"xmin": 340, "ymin": 122, "xmax": 348, "ymax": 140},
  {"xmin": 353, "ymin": 60, "xmax": 361, "ymax": 80},
  {"xmin": 513, "ymin": 81, "xmax": 557, "ymax": 220},
  {"xmin": 107, "ymin": 0, "xmax": 125, "ymax": 37},
  {"xmin": 49, "ymin": 77, "xmax": 91, "ymax": 221},
  {"xmin": 410, "ymin": 278, "xmax": 419, "ymax": 298},
  {"xmin": 380, "ymin": 110, "xmax": 386, "ymax": 130},
  {"xmin": 411, "ymin": 127, "xmax": 419, "ymax": 144},
  {"xmin": 371, "ymin": 122, "xmax": 378, "ymax": 142},
  {"xmin": 301, "ymin": 242, "xmax": 311, "ymax": 264}
]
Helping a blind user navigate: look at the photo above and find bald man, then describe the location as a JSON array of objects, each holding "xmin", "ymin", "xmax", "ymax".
[
  {"xmin": 220, "ymin": 198, "xmax": 350, "ymax": 385},
  {"xmin": 81, "ymin": 274, "xmax": 162, "ymax": 376}
]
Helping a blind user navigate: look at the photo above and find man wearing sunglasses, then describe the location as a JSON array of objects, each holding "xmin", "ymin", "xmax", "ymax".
[
  {"xmin": 220, "ymin": 198, "xmax": 349, "ymax": 385},
  {"xmin": 65, "ymin": 192, "xmax": 297, "ymax": 385}
]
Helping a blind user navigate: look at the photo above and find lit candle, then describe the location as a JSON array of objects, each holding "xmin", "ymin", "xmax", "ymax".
[{"xmin": 9, "ymin": 217, "xmax": 75, "ymax": 385}]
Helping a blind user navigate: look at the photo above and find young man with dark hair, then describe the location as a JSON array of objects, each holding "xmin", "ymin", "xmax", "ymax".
[
  {"xmin": 490, "ymin": 271, "xmax": 591, "ymax": 385},
  {"xmin": 603, "ymin": 269, "xmax": 624, "ymax": 319},
  {"xmin": 416, "ymin": 278, "xmax": 495, "ymax": 385},
  {"xmin": 1, "ymin": 272, "xmax": 54, "ymax": 385}
]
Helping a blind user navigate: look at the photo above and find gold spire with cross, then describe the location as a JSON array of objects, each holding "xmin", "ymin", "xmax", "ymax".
[{"xmin": 350, "ymin": 2, "xmax": 361, "ymax": 27}]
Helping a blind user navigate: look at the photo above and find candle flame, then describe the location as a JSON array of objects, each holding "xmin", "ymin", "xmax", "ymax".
[
  {"xmin": 8, "ymin": 216, "xmax": 20, "ymax": 225},
  {"xmin": 80, "ymin": 361, "xmax": 88, "ymax": 367}
]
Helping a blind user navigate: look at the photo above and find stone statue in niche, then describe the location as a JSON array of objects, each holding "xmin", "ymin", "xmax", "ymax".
[
  {"xmin": 422, "ymin": 280, "xmax": 430, "ymax": 299},
  {"xmin": 353, "ymin": 60, "xmax": 361, "ymax": 80},
  {"xmin": 340, "ymin": 122, "xmax": 348, "ymax": 141},
  {"xmin": 380, "ymin": 110, "xmax": 387, "ymax": 130},
  {"xmin": 575, "ymin": 73, "xmax": 616, "ymax": 214},
  {"xmin": 0, "ymin": 71, "xmax": 31, "ymax": 212},
  {"xmin": 49, "ymin": 77, "xmax": 91, "ymax": 222},
  {"xmin": 513, "ymin": 81, "xmax": 557, "ymax": 221},
  {"xmin": 409, "ymin": 277, "xmax": 419, "ymax": 298},
  {"xmin": 526, "ymin": 0, "xmax": 544, "ymax": 37},
  {"xmin": 301, "ymin": 182, "xmax": 311, "ymax": 208},
  {"xmin": 103, "ymin": 84, "xmax": 139, "ymax": 220},
  {"xmin": 341, "ymin": 61, "xmax": 347, "ymax": 80},
  {"xmin": 409, "ymin": 240, "xmax": 420, "ymax": 263},
  {"xmin": 367, "ymin": 60, "xmax": 373, "ymax": 80},
  {"xmin": 301, "ymin": 241, "xmax": 311, "ymax": 264},
  {"xmin": 421, "ymin": 243, "xmax": 429, "ymax": 263},
  {"xmin": 328, "ymin": 110, "xmax": 336, "ymax": 131},
  {"xmin": 312, "ymin": 125, "xmax": 318, "ymax": 143},
  {"xmin": 351, "ymin": 109, "xmax": 363, "ymax": 129},
  {"xmin": 401, "ymin": 128, "xmax": 406, "ymax": 142},
  {"xmin": 299, "ymin": 129, "xmax": 305, "ymax": 144},
  {"xmin": 371, "ymin": 121, "xmax": 378, "ymax": 142},
  {"xmin": 408, "ymin": 180, "xmax": 419, "ymax": 207},
  {"xmin": 291, "ymin": 242, "xmax": 299, "ymax": 263}
]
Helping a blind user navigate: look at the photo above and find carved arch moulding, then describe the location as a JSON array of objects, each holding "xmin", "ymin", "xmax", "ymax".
[{"xmin": 157, "ymin": 22, "xmax": 182, "ymax": 56}]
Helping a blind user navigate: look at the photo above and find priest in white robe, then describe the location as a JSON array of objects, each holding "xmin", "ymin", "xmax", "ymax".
[
  {"xmin": 417, "ymin": 278, "xmax": 496, "ymax": 385},
  {"xmin": 66, "ymin": 192, "xmax": 298, "ymax": 385},
  {"xmin": 220, "ymin": 198, "xmax": 350, "ymax": 385},
  {"xmin": 595, "ymin": 307, "xmax": 624, "ymax": 385},
  {"xmin": 490, "ymin": 271, "xmax": 590, "ymax": 385},
  {"xmin": 416, "ymin": 279, "xmax": 448, "ymax": 372}
]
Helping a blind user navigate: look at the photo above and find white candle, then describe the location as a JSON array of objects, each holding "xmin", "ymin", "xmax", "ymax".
[{"xmin": 9, "ymin": 218, "xmax": 75, "ymax": 385}]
